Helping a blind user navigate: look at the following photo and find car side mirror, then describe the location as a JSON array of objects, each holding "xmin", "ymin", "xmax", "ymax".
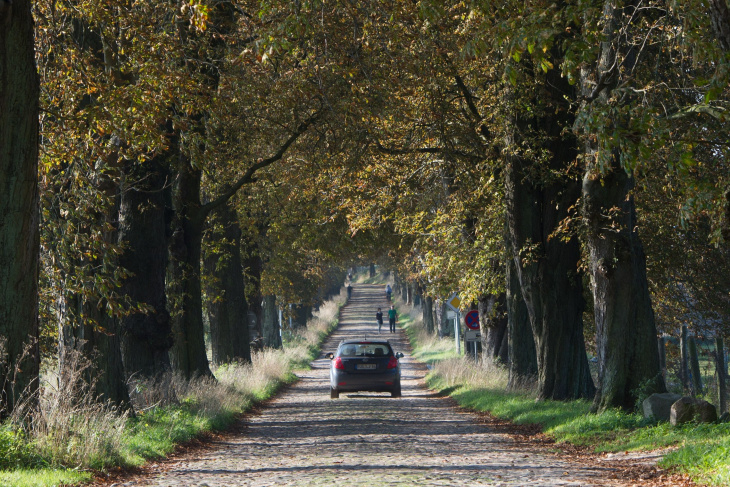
[
  {"xmin": 395, "ymin": 352, "xmax": 404, "ymax": 359},
  {"xmin": 325, "ymin": 352, "xmax": 334, "ymax": 360}
]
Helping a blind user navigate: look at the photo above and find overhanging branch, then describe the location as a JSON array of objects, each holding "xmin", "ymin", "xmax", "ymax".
[{"xmin": 202, "ymin": 111, "xmax": 319, "ymax": 215}]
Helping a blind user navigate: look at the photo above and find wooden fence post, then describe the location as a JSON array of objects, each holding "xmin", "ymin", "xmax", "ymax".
[
  {"xmin": 717, "ymin": 337, "xmax": 727, "ymax": 414},
  {"xmin": 688, "ymin": 336, "xmax": 703, "ymax": 396}
]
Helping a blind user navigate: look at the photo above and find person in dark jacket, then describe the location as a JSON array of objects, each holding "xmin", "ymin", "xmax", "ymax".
[{"xmin": 376, "ymin": 307, "xmax": 384, "ymax": 334}]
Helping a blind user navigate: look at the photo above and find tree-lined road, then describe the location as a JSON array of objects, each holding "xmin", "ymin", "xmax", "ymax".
[{"xmin": 130, "ymin": 285, "xmax": 644, "ymax": 486}]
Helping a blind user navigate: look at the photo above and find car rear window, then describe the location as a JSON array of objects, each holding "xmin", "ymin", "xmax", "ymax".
[{"xmin": 339, "ymin": 344, "xmax": 392, "ymax": 357}]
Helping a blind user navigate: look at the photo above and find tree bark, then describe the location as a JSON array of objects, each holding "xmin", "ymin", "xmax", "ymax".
[
  {"xmin": 506, "ymin": 255, "xmax": 537, "ymax": 388},
  {"xmin": 261, "ymin": 295, "xmax": 281, "ymax": 349},
  {"xmin": 438, "ymin": 301, "xmax": 451, "ymax": 337},
  {"xmin": 710, "ymin": 0, "xmax": 730, "ymax": 52},
  {"xmin": 291, "ymin": 304, "xmax": 312, "ymax": 329},
  {"xmin": 582, "ymin": 0, "xmax": 665, "ymax": 411},
  {"xmin": 0, "ymin": 0, "xmax": 40, "ymax": 418},
  {"xmin": 204, "ymin": 203, "xmax": 251, "ymax": 365},
  {"xmin": 168, "ymin": 158, "xmax": 213, "ymax": 379},
  {"xmin": 504, "ymin": 54, "xmax": 595, "ymax": 400},
  {"xmin": 423, "ymin": 295, "xmax": 435, "ymax": 334},
  {"xmin": 414, "ymin": 282, "xmax": 422, "ymax": 306},
  {"xmin": 118, "ymin": 158, "xmax": 173, "ymax": 378},
  {"xmin": 657, "ymin": 335, "xmax": 666, "ymax": 379},
  {"xmin": 58, "ymin": 297, "xmax": 131, "ymax": 410},
  {"xmin": 479, "ymin": 294, "xmax": 508, "ymax": 364},
  {"xmin": 583, "ymin": 162, "xmax": 665, "ymax": 410}
]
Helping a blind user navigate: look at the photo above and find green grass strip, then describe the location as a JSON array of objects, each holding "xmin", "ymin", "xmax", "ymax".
[
  {"xmin": 426, "ymin": 363, "xmax": 730, "ymax": 485},
  {"xmin": 0, "ymin": 469, "xmax": 92, "ymax": 487}
]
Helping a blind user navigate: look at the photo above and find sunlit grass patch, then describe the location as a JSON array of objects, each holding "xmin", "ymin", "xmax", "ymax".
[
  {"xmin": 398, "ymin": 301, "xmax": 456, "ymax": 364},
  {"xmin": 353, "ymin": 269, "xmax": 387, "ymax": 284},
  {"xmin": 0, "ymin": 468, "xmax": 91, "ymax": 487},
  {"xmin": 659, "ymin": 424, "xmax": 730, "ymax": 486}
]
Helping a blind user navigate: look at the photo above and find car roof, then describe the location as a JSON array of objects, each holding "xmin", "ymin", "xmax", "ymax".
[{"xmin": 338, "ymin": 339, "xmax": 391, "ymax": 346}]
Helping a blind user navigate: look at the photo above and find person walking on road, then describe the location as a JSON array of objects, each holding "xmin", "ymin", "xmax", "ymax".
[
  {"xmin": 385, "ymin": 283, "xmax": 392, "ymax": 301},
  {"xmin": 388, "ymin": 305, "xmax": 398, "ymax": 333},
  {"xmin": 376, "ymin": 307, "xmax": 384, "ymax": 334}
]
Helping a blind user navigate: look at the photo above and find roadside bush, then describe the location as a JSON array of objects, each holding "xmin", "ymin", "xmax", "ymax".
[{"xmin": 0, "ymin": 424, "xmax": 42, "ymax": 470}]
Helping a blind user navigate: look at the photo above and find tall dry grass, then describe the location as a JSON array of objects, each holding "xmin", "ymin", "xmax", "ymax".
[
  {"xmin": 397, "ymin": 295, "xmax": 536, "ymax": 396},
  {"xmin": 2, "ymin": 287, "xmax": 347, "ymax": 472},
  {"xmin": 292, "ymin": 290, "xmax": 345, "ymax": 346},
  {"xmin": 11, "ymin": 351, "xmax": 129, "ymax": 469}
]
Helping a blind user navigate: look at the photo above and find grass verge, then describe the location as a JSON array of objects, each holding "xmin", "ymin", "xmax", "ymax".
[
  {"xmin": 399, "ymin": 298, "xmax": 730, "ymax": 486},
  {"xmin": 0, "ymin": 290, "xmax": 346, "ymax": 487}
]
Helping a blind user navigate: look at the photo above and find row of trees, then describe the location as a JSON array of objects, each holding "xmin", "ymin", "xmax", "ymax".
[
  {"xmin": 2, "ymin": 0, "xmax": 376, "ymax": 417},
  {"xmin": 1, "ymin": 0, "xmax": 729, "ymax": 419},
  {"xmin": 315, "ymin": 0, "xmax": 730, "ymax": 412}
]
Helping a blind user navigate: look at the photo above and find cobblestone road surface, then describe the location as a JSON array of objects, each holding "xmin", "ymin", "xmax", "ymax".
[{"xmin": 130, "ymin": 284, "xmax": 637, "ymax": 486}]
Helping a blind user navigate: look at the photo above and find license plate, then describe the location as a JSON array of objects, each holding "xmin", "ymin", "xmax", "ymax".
[{"xmin": 357, "ymin": 364, "xmax": 376, "ymax": 370}]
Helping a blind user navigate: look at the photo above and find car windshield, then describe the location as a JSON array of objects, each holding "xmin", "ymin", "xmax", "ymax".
[{"xmin": 339, "ymin": 343, "xmax": 391, "ymax": 357}]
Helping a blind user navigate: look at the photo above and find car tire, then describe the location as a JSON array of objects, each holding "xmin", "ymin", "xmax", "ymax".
[
  {"xmin": 330, "ymin": 387, "xmax": 339, "ymax": 399},
  {"xmin": 391, "ymin": 383, "xmax": 401, "ymax": 398}
]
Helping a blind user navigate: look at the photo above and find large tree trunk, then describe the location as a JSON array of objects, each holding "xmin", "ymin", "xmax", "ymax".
[
  {"xmin": 261, "ymin": 295, "xmax": 281, "ymax": 349},
  {"xmin": 0, "ymin": 0, "xmax": 40, "ymax": 418},
  {"xmin": 168, "ymin": 158, "xmax": 213, "ymax": 379},
  {"xmin": 710, "ymin": 0, "xmax": 730, "ymax": 52},
  {"xmin": 291, "ymin": 304, "xmax": 312, "ymax": 329},
  {"xmin": 58, "ymin": 298, "xmax": 131, "ymax": 410},
  {"xmin": 506, "ymin": 256, "xmax": 537, "ymax": 388},
  {"xmin": 204, "ymin": 203, "xmax": 252, "ymax": 365},
  {"xmin": 479, "ymin": 294, "xmax": 508, "ymax": 364},
  {"xmin": 438, "ymin": 301, "xmax": 451, "ymax": 337},
  {"xmin": 242, "ymin": 242, "xmax": 264, "ymax": 340},
  {"xmin": 118, "ymin": 158, "xmax": 173, "ymax": 379},
  {"xmin": 58, "ymin": 170, "xmax": 131, "ymax": 410},
  {"xmin": 423, "ymin": 295, "xmax": 435, "ymax": 334},
  {"xmin": 582, "ymin": 0, "xmax": 665, "ymax": 411},
  {"xmin": 583, "ymin": 150, "xmax": 665, "ymax": 410},
  {"xmin": 505, "ymin": 52, "xmax": 595, "ymax": 401}
]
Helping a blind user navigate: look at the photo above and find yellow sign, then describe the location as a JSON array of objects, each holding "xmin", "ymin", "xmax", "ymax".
[{"xmin": 446, "ymin": 292, "xmax": 461, "ymax": 311}]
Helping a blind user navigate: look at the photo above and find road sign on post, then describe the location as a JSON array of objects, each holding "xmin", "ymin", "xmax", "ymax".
[
  {"xmin": 446, "ymin": 292, "xmax": 461, "ymax": 312},
  {"xmin": 464, "ymin": 310, "xmax": 479, "ymax": 330},
  {"xmin": 464, "ymin": 330, "xmax": 481, "ymax": 341},
  {"xmin": 464, "ymin": 310, "xmax": 480, "ymax": 361},
  {"xmin": 446, "ymin": 293, "xmax": 461, "ymax": 355}
]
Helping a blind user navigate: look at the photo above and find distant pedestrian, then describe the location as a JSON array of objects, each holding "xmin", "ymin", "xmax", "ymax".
[
  {"xmin": 385, "ymin": 283, "xmax": 392, "ymax": 301},
  {"xmin": 388, "ymin": 305, "xmax": 398, "ymax": 333},
  {"xmin": 376, "ymin": 307, "xmax": 384, "ymax": 334},
  {"xmin": 346, "ymin": 283, "xmax": 353, "ymax": 299}
]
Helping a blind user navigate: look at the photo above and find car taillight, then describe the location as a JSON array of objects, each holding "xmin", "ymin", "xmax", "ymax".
[
  {"xmin": 334, "ymin": 357, "xmax": 345, "ymax": 370},
  {"xmin": 387, "ymin": 356, "xmax": 398, "ymax": 369}
]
